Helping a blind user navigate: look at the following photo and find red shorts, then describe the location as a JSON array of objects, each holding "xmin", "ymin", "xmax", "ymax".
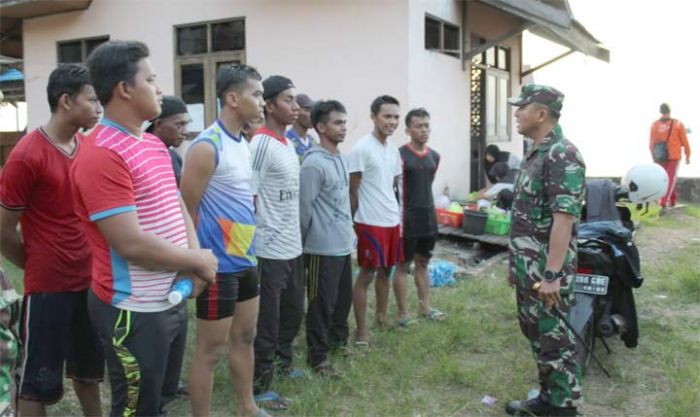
[{"xmin": 354, "ymin": 223, "xmax": 403, "ymax": 268}]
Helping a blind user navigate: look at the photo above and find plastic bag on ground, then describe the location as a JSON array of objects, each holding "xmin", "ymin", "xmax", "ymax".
[{"xmin": 428, "ymin": 260, "xmax": 456, "ymax": 287}]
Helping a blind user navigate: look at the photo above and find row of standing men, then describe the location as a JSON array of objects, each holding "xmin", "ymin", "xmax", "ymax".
[{"xmin": 0, "ymin": 40, "xmax": 445, "ymax": 417}]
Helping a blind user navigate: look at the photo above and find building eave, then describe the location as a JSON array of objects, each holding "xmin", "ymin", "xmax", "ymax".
[
  {"xmin": 472, "ymin": 0, "xmax": 609, "ymax": 62},
  {"xmin": 0, "ymin": 0, "xmax": 92, "ymax": 19}
]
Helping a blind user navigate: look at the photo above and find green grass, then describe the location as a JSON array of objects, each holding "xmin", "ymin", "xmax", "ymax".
[
  {"xmin": 629, "ymin": 202, "xmax": 700, "ymax": 229},
  {"xmin": 2, "ymin": 207, "xmax": 699, "ymax": 416},
  {"xmin": 651, "ymin": 244, "xmax": 700, "ymax": 304},
  {"xmin": 684, "ymin": 204, "xmax": 700, "ymax": 218},
  {"xmin": 628, "ymin": 203, "xmax": 681, "ymax": 229}
]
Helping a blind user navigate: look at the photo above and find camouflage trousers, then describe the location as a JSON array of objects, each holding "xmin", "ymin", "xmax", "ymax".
[
  {"xmin": 0, "ymin": 326, "xmax": 17, "ymax": 417},
  {"xmin": 0, "ymin": 268, "xmax": 20, "ymax": 417},
  {"xmin": 516, "ymin": 288, "xmax": 582, "ymax": 407}
]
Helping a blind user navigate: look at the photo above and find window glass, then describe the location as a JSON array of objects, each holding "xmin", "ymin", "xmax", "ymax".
[
  {"xmin": 497, "ymin": 47, "xmax": 509, "ymax": 70},
  {"xmin": 181, "ymin": 64, "xmax": 205, "ymax": 131},
  {"xmin": 212, "ymin": 20, "xmax": 245, "ymax": 51},
  {"xmin": 58, "ymin": 42, "xmax": 82, "ymax": 63},
  {"xmin": 486, "ymin": 74, "xmax": 496, "ymax": 138},
  {"xmin": 175, "ymin": 20, "xmax": 246, "ymax": 132},
  {"xmin": 177, "ymin": 25, "xmax": 207, "ymax": 55},
  {"xmin": 85, "ymin": 37, "xmax": 108, "ymax": 59},
  {"xmin": 425, "ymin": 17, "xmax": 441, "ymax": 50},
  {"xmin": 443, "ymin": 23, "xmax": 459, "ymax": 56},
  {"xmin": 486, "ymin": 47, "xmax": 496, "ymax": 67},
  {"xmin": 498, "ymin": 77, "xmax": 509, "ymax": 138}
]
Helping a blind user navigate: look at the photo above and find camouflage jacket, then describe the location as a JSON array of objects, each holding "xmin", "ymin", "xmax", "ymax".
[
  {"xmin": 509, "ymin": 132, "xmax": 586, "ymax": 292},
  {"xmin": 0, "ymin": 268, "xmax": 20, "ymax": 416}
]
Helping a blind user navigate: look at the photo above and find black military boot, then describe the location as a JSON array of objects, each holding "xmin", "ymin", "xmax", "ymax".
[{"xmin": 505, "ymin": 396, "xmax": 578, "ymax": 416}]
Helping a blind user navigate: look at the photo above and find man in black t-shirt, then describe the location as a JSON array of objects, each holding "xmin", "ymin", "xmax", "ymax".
[{"xmin": 394, "ymin": 108, "xmax": 446, "ymax": 326}]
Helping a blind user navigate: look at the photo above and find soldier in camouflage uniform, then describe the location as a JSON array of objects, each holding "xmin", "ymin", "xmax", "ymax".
[
  {"xmin": 0, "ymin": 267, "xmax": 20, "ymax": 417},
  {"xmin": 505, "ymin": 85, "xmax": 586, "ymax": 417}
]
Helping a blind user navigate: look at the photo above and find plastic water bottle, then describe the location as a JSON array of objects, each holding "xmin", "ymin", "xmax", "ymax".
[{"xmin": 168, "ymin": 277, "xmax": 193, "ymax": 305}]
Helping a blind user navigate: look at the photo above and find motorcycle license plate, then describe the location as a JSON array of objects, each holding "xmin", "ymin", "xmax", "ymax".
[{"xmin": 574, "ymin": 274, "xmax": 609, "ymax": 295}]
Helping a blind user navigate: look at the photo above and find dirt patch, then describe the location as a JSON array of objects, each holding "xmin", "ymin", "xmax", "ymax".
[
  {"xmin": 580, "ymin": 208, "xmax": 700, "ymax": 417},
  {"xmin": 634, "ymin": 210, "xmax": 700, "ymax": 264}
]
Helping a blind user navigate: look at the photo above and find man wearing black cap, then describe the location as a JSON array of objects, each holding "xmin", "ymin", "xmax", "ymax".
[
  {"xmin": 151, "ymin": 98, "xmax": 192, "ymax": 411},
  {"xmin": 147, "ymin": 95, "xmax": 191, "ymax": 185},
  {"xmin": 249, "ymin": 75, "xmax": 302, "ymax": 408},
  {"xmin": 285, "ymin": 93, "xmax": 317, "ymax": 159},
  {"xmin": 506, "ymin": 84, "xmax": 585, "ymax": 416}
]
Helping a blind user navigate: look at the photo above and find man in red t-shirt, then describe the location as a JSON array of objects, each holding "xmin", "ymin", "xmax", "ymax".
[{"xmin": 0, "ymin": 64, "xmax": 104, "ymax": 416}]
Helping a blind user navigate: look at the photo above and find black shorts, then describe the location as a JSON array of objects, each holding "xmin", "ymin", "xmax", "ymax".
[
  {"xmin": 402, "ymin": 235, "xmax": 437, "ymax": 263},
  {"xmin": 18, "ymin": 290, "xmax": 104, "ymax": 403},
  {"xmin": 196, "ymin": 268, "xmax": 260, "ymax": 320},
  {"xmin": 87, "ymin": 289, "xmax": 183, "ymax": 417}
]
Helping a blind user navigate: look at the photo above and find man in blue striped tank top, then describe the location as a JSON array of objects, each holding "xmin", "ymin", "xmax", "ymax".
[{"xmin": 181, "ymin": 64, "xmax": 267, "ymax": 417}]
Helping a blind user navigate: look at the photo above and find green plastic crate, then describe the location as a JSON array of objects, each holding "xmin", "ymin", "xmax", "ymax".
[{"xmin": 485, "ymin": 215, "xmax": 511, "ymax": 235}]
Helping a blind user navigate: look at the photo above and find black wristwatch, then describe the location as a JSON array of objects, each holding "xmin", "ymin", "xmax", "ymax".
[{"xmin": 543, "ymin": 269, "xmax": 564, "ymax": 283}]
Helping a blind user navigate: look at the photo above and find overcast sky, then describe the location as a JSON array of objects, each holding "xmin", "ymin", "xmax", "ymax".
[{"xmin": 524, "ymin": 0, "xmax": 699, "ymax": 177}]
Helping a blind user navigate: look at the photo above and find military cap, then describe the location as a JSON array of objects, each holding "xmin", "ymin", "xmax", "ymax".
[{"xmin": 508, "ymin": 84, "xmax": 564, "ymax": 117}]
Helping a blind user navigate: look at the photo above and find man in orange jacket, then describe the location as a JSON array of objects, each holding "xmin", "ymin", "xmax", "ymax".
[{"xmin": 649, "ymin": 103, "xmax": 691, "ymax": 208}]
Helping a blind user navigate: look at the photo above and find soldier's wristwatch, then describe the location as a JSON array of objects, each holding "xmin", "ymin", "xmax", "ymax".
[{"xmin": 543, "ymin": 269, "xmax": 563, "ymax": 283}]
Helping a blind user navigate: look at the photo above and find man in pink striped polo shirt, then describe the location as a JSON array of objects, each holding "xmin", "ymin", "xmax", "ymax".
[{"xmin": 71, "ymin": 40, "xmax": 217, "ymax": 417}]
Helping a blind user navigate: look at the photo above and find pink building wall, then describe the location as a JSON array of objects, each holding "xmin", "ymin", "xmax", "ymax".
[
  {"xmin": 24, "ymin": 0, "xmax": 410, "ymax": 137},
  {"xmin": 22, "ymin": 0, "xmax": 524, "ymax": 197},
  {"xmin": 407, "ymin": 0, "xmax": 471, "ymax": 197}
]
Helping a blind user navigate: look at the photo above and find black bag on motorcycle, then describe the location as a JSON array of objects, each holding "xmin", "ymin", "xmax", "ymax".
[{"xmin": 577, "ymin": 242, "xmax": 615, "ymax": 277}]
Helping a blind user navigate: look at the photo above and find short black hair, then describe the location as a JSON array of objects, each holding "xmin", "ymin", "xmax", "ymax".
[
  {"xmin": 310, "ymin": 100, "xmax": 346, "ymax": 130},
  {"xmin": 660, "ymin": 103, "xmax": 671, "ymax": 114},
  {"xmin": 485, "ymin": 144, "xmax": 500, "ymax": 158},
  {"xmin": 216, "ymin": 64, "xmax": 262, "ymax": 102},
  {"xmin": 405, "ymin": 107, "xmax": 430, "ymax": 127},
  {"xmin": 86, "ymin": 40, "xmax": 150, "ymax": 105},
  {"xmin": 46, "ymin": 63, "xmax": 92, "ymax": 113},
  {"xmin": 370, "ymin": 95, "xmax": 399, "ymax": 115}
]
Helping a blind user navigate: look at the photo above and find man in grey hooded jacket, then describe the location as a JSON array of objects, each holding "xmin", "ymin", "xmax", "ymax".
[{"xmin": 299, "ymin": 100, "xmax": 354, "ymax": 377}]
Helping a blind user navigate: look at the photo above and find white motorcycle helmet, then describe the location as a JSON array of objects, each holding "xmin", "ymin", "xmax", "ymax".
[{"xmin": 621, "ymin": 164, "xmax": 669, "ymax": 204}]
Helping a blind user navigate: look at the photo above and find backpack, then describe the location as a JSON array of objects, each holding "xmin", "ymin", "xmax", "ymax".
[{"xmin": 652, "ymin": 120, "xmax": 674, "ymax": 163}]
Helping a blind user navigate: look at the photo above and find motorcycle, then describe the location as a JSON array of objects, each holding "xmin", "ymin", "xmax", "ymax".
[{"xmin": 569, "ymin": 179, "xmax": 644, "ymax": 373}]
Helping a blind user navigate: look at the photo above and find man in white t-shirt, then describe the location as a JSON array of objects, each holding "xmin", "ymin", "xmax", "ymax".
[
  {"xmin": 249, "ymin": 75, "xmax": 302, "ymax": 409},
  {"xmin": 348, "ymin": 95, "xmax": 403, "ymax": 345}
]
